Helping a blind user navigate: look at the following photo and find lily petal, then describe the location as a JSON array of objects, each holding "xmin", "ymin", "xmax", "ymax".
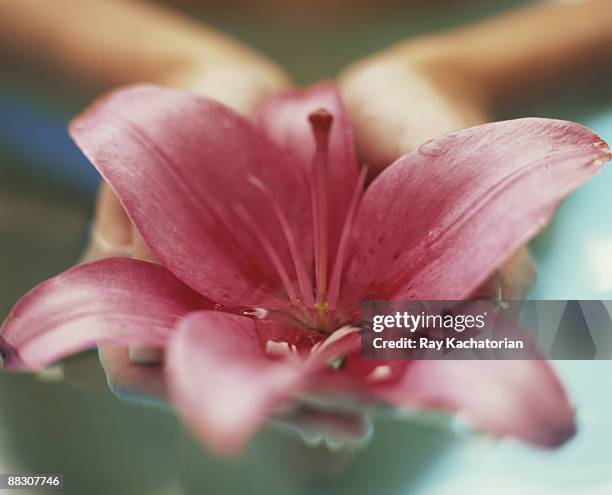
[
  {"xmin": 309, "ymin": 326, "xmax": 362, "ymax": 366},
  {"xmin": 0, "ymin": 258, "xmax": 208, "ymax": 370},
  {"xmin": 373, "ymin": 360, "xmax": 576, "ymax": 448},
  {"xmin": 166, "ymin": 311, "xmax": 307, "ymax": 455},
  {"xmin": 253, "ymin": 83, "xmax": 359, "ymax": 259},
  {"xmin": 346, "ymin": 119, "xmax": 611, "ymax": 300},
  {"xmin": 70, "ymin": 85, "xmax": 311, "ymax": 308}
]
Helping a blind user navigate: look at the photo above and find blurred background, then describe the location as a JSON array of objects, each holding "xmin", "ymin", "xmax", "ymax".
[{"xmin": 1, "ymin": 0, "xmax": 612, "ymax": 493}]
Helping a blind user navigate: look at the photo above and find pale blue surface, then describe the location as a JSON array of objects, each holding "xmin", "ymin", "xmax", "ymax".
[{"xmin": 411, "ymin": 113, "xmax": 612, "ymax": 495}]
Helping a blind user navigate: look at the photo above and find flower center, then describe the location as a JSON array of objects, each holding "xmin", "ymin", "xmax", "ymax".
[{"xmin": 242, "ymin": 109, "xmax": 366, "ymax": 334}]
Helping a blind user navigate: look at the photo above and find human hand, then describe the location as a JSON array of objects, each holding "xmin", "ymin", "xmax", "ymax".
[
  {"xmin": 339, "ymin": 0, "xmax": 612, "ymax": 174},
  {"xmin": 338, "ymin": 0, "xmax": 612, "ymax": 301},
  {"xmin": 82, "ymin": 59, "xmax": 291, "ymax": 265},
  {"xmin": 86, "ymin": 51, "xmax": 291, "ymax": 398},
  {"xmin": 338, "ymin": 41, "xmax": 531, "ymax": 300},
  {"xmin": 13, "ymin": 0, "xmax": 292, "ymax": 384},
  {"xmin": 339, "ymin": 44, "xmax": 487, "ymax": 175},
  {"xmin": 0, "ymin": 0, "xmax": 290, "ymax": 265}
]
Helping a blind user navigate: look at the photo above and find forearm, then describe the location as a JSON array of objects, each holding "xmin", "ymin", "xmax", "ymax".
[
  {"xmin": 0, "ymin": 0, "xmax": 287, "ymax": 101},
  {"xmin": 391, "ymin": 0, "xmax": 612, "ymax": 109}
]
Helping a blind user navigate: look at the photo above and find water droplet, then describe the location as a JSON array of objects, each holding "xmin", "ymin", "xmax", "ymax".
[
  {"xmin": 423, "ymin": 229, "xmax": 438, "ymax": 247},
  {"xmin": 240, "ymin": 307, "xmax": 269, "ymax": 319},
  {"xmin": 418, "ymin": 139, "xmax": 444, "ymax": 158}
]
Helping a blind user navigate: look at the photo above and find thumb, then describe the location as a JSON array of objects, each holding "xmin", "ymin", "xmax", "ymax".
[
  {"xmin": 81, "ymin": 184, "xmax": 133, "ymax": 262},
  {"xmin": 339, "ymin": 58, "xmax": 486, "ymax": 174}
]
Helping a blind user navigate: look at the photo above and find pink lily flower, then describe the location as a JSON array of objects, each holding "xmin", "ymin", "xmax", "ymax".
[{"xmin": 1, "ymin": 84, "xmax": 610, "ymax": 455}]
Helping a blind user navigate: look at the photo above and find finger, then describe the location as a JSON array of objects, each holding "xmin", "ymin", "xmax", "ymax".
[
  {"xmin": 472, "ymin": 247, "xmax": 535, "ymax": 301},
  {"xmin": 499, "ymin": 247, "xmax": 536, "ymax": 300},
  {"xmin": 98, "ymin": 345, "xmax": 168, "ymax": 402},
  {"xmin": 81, "ymin": 183, "xmax": 133, "ymax": 262},
  {"xmin": 339, "ymin": 58, "xmax": 486, "ymax": 174},
  {"xmin": 131, "ymin": 229, "xmax": 161, "ymax": 263},
  {"xmin": 165, "ymin": 62, "xmax": 290, "ymax": 116}
]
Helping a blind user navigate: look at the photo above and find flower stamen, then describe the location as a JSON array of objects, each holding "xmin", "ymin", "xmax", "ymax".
[
  {"xmin": 234, "ymin": 204, "xmax": 300, "ymax": 305},
  {"xmin": 327, "ymin": 166, "xmax": 367, "ymax": 311},
  {"xmin": 246, "ymin": 174, "xmax": 315, "ymax": 308}
]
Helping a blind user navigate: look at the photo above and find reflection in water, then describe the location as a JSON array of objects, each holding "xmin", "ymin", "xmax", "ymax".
[
  {"xmin": 0, "ymin": 369, "xmax": 179, "ymax": 495},
  {"xmin": 0, "ymin": 368, "xmax": 456, "ymax": 495}
]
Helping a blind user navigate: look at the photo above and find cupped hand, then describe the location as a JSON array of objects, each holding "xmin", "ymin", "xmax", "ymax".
[
  {"xmin": 338, "ymin": 43, "xmax": 534, "ymax": 300},
  {"xmin": 94, "ymin": 39, "xmax": 532, "ymax": 394},
  {"xmin": 339, "ymin": 43, "xmax": 489, "ymax": 174},
  {"xmin": 83, "ymin": 59, "xmax": 291, "ymax": 264},
  {"xmin": 86, "ymin": 58, "xmax": 291, "ymax": 392}
]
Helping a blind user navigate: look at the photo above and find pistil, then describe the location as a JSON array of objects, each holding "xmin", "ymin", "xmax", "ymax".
[
  {"xmin": 234, "ymin": 204, "xmax": 300, "ymax": 306},
  {"xmin": 238, "ymin": 109, "xmax": 363, "ymax": 334},
  {"xmin": 309, "ymin": 110, "xmax": 333, "ymax": 308},
  {"xmin": 246, "ymin": 175, "xmax": 315, "ymax": 308}
]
